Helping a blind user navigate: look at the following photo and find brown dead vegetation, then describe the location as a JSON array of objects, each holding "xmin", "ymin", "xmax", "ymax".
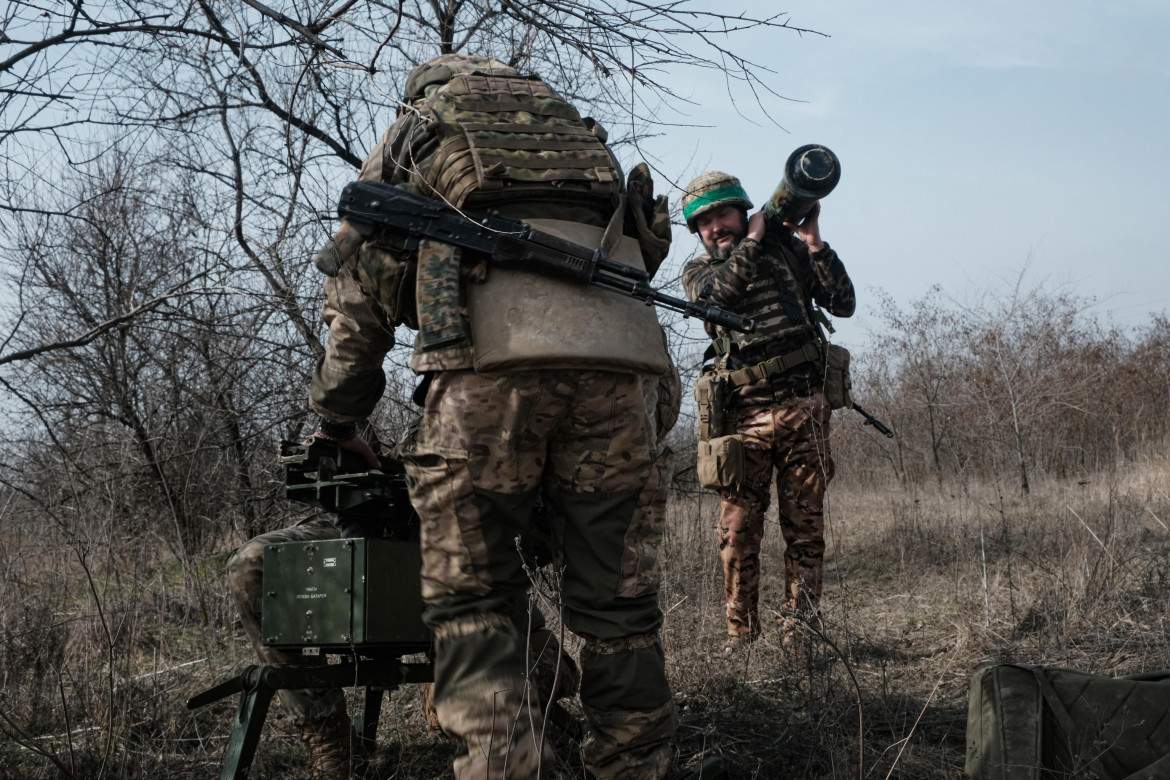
[
  {"xmin": 6, "ymin": 281, "xmax": 1170, "ymax": 777},
  {"xmin": 4, "ymin": 445, "xmax": 1170, "ymax": 778}
]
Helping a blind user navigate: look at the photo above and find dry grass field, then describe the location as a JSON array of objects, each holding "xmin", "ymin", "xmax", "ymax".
[
  {"xmin": 658, "ymin": 459, "xmax": 1170, "ymax": 779},
  {"xmin": 4, "ymin": 451, "xmax": 1170, "ymax": 779}
]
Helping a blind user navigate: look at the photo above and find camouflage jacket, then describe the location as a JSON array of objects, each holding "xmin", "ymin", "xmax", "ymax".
[
  {"xmin": 682, "ymin": 226, "xmax": 855, "ymax": 405},
  {"xmin": 309, "ymin": 119, "xmax": 672, "ymax": 423},
  {"xmin": 307, "ymin": 162, "xmax": 617, "ymax": 423}
]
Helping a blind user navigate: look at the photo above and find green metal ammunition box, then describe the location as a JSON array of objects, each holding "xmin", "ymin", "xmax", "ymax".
[{"xmin": 260, "ymin": 537, "xmax": 429, "ymax": 651}]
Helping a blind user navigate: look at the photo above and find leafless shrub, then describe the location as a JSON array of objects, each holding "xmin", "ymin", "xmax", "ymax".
[{"xmin": 841, "ymin": 279, "xmax": 1170, "ymax": 494}]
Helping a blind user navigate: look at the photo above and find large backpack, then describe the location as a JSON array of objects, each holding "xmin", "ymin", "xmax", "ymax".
[
  {"xmin": 966, "ymin": 663, "xmax": 1170, "ymax": 779},
  {"xmin": 384, "ymin": 58, "xmax": 622, "ymax": 211},
  {"xmin": 342, "ymin": 56, "xmax": 670, "ymax": 375}
]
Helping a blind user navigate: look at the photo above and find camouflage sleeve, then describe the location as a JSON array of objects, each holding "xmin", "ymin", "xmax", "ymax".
[
  {"xmin": 308, "ymin": 269, "xmax": 396, "ymax": 423},
  {"xmin": 312, "ymin": 124, "xmax": 398, "ymax": 276},
  {"xmin": 357, "ymin": 132, "xmax": 389, "ymax": 182},
  {"xmin": 681, "ymin": 238, "xmax": 762, "ymax": 309},
  {"xmin": 803, "ymin": 242, "xmax": 856, "ymax": 318}
]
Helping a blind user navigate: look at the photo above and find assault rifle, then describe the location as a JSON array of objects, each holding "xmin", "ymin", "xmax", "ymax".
[
  {"xmin": 852, "ymin": 402, "xmax": 894, "ymax": 438},
  {"xmin": 337, "ymin": 180, "xmax": 757, "ymax": 334}
]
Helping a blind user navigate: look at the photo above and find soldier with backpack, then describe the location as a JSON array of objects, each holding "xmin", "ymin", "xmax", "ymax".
[{"xmin": 308, "ymin": 54, "xmax": 682, "ymax": 779}]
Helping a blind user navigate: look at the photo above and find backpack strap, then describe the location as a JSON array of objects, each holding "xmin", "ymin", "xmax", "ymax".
[
  {"xmin": 1031, "ymin": 666, "xmax": 1117, "ymax": 780},
  {"xmin": 766, "ymin": 246, "xmax": 831, "ymax": 344},
  {"xmin": 596, "ymin": 137, "xmax": 628, "ymax": 260}
]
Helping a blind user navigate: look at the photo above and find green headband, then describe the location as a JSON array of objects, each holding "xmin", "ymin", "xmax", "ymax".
[{"xmin": 683, "ymin": 185, "xmax": 751, "ymax": 222}]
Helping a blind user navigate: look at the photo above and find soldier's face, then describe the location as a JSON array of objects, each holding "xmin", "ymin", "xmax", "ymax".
[{"xmin": 695, "ymin": 205, "xmax": 747, "ymax": 255}]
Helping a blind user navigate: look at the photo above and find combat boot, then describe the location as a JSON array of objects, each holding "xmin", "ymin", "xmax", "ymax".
[{"xmin": 300, "ymin": 711, "xmax": 366, "ymax": 779}]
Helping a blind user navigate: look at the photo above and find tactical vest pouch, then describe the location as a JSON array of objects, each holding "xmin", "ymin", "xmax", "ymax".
[
  {"xmin": 965, "ymin": 663, "xmax": 1170, "ymax": 780},
  {"xmin": 421, "ymin": 73, "xmax": 620, "ymax": 208},
  {"xmin": 466, "ymin": 219, "xmax": 668, "ymax": 375},
  {"xmin": 693, "ymin": 369, "xmax": 729, "ymax": 441},
  {"xmin": 352, "ymin": 238, "xmax": 419, "ymax": 329},
  {"xmin": 696, "ymin": 435, "xmax": 746, "ymax": 491},
  {"xmin": 822, "ymin": 343, "xmax": 853, "ymax": 410},
  {"xmin": 625, "ymin": 162, "xmax": 672, "ymax": 279}
]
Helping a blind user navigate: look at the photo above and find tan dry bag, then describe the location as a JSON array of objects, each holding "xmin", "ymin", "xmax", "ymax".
[{"xmin": 695, "ymin": 435, "xmax": 747, "ymax": 491}]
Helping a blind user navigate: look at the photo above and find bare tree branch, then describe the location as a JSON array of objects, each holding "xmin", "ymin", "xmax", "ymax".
[{"xmin": 0, "ymin": 281, "xmax": 212, "ymax": 367}]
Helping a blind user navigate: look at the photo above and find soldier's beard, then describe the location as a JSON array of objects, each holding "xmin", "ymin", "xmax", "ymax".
[
  {"xmin": 705, "ymin": 232, "xmax": 745, "ymax": 261},
  {"xmin": 702, "ymin": 216, "xmax": 748, "ymax": 261},
  {"xmin": 708, "ymin": 244, "xmax": 734, "ymax": 261}
]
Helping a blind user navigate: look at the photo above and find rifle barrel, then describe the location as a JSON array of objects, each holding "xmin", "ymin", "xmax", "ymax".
[{"xmin": 852, "ymin": 403, "xmax": 894, "ymax": 438}]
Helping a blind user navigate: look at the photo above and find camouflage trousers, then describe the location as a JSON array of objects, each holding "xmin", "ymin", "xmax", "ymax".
[
  {"xmin": 718, "ymin": 392, "xmax": 834, "ymax": 638},
  {"xmin": 404, "ymin": 369, "xmax": 676, "ymax": 780},
  {"xmin": 226, "ymin": 516, "xmax": 349, "ymax": 727}
]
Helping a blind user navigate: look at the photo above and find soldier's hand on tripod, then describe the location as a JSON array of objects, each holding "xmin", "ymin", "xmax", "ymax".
[
  {"xmin": 337, "ymin": 434, "xmax": 382, "ymax": 470},
  {"xmin": 311, "ymin": 429, "xmax": 382, "ymax": 470}
]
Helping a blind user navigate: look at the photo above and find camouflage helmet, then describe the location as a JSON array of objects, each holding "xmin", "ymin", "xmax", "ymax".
[
  {"xmin": 404, "ymin": 54, "xmax": 518, "ymax": 101},
  {"xmin": 681, "ymin": 171, "xmax": 753, "ymax": 233}
]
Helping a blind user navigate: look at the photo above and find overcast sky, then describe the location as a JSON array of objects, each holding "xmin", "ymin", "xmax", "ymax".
[{"xmin": 638, "ymin": 0, "xmax": 1170, "ymax": 346}]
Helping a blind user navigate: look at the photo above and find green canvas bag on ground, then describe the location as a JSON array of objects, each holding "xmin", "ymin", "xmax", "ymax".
[{"xmin": 965, "ymin": 663, "xmax": 1170, "ymax": 779}]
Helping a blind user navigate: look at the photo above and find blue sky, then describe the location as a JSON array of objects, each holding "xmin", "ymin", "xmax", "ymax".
[{"xmin": 637, "ymin": 0, "xmax": 1170, "ymax": 344}]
